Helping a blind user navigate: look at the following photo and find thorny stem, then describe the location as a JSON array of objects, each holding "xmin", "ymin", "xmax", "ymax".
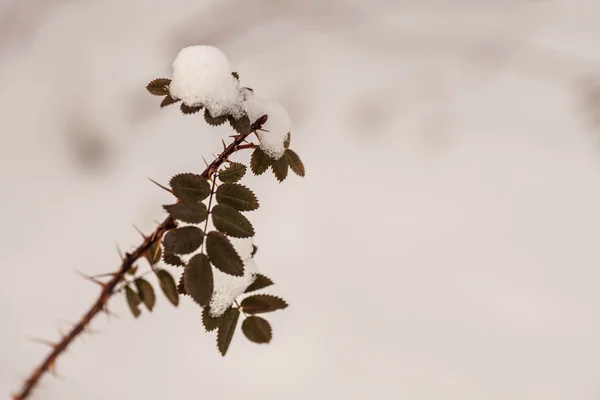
[{"xmin": 13, "ymin": 116, "xmax": 267, "ymax": 400}]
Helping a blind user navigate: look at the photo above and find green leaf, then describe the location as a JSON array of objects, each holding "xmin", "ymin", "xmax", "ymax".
[
  {"xmin": 163, "ymin": 202, "xmax": 208, "ymax": 224},
  {"xmin": 177, "ymin": 274, "xmax": 187, "ymax": 295},
  {"xmin": 206, "ymin": 231, "xmax": 244, "ymax": 276},
  {"xmin": 160, "ymin": 95, "xmax": 180, "ymax": 108},
  {"xmin": 157, "ymin": 269, "xmax": 179, "ymax": 306},
  {"xmin": 218, "ymin": 162, "xmax": 246, "ymax": 183},
  {"xmin": 162, "ymin": 226, "xmax": 204, "ymax": 255},
  {"xmin": 242, "ymin": 316, "xmax": 272, "ymax": 344},
  {"xmin": 244, "ymin": 274, "xmax": 274, "ymax": 293},
  {"xmin": 240, "ymin": 294, "xmax": 288, "ymax": 314},
  {"xmin": 145, "ymin": 240, "xmax": 162, "ymax": 266},
  {"xmin": 284, "ymin": 132, "xmax": 291, "ymax": 149},
  {"xmin": 271, "ymin": 156, "xmax": 289, "ymax": 182},
  {"xmin": 125, "ymin": 285, "xmax": 142, "ymax": 318},
  {"xmin": 231, "ymin": 71, "xmax": 240, "ymax": 80},
  {"xmin": 217, "ymin": 307, "xmax": 240, "ymax": 356},
  {"xmin": 181, "ymin": 103, "xmax": 202, "ymax": 114},
  {"xmin": 204, "ymin": 108, "xmax": 228, "ymax": 126},
  {"xmin": 212, "ymin": 204, "xmax": 254, "ymax": 238},
  {"xmin": 250, "ymin": 148, "xmax": 271, "ymax": 175},
  {"xmin": 170, "ymin": 173, "xmax": 211, "ymax": 202},
  {"xmin": 163, "ymin": 252, "xmax": 185, "ymax": 267},
  {"xmin": 146, "ymin": 78, "xmax": 171, "ymax": 96},
  {"xmin": 184, "ymin": 254, "xmax": 213, "ymax": 307},
  {"xmin": 215, "ymin": 183, "xmax": 258, "ymax": 211},
  {"xmin": 228, "ymin": 115, "xmax": 251, "ymax": 135},
  {"xmin": 202, "ymin": 305, "xmax": 224, "ymax": 332},
  {"xmin": 284, "ymin": 149, "xmax": 305, "ymax": 177},
  {"xmin": 135, "ymin": 278, "xmax": 156, "ymax": 312}
]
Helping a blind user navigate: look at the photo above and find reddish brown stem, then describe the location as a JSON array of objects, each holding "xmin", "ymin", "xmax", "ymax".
[{"xmin": 13, "ymin": 117, "xmax": 265, "ymax": 400}]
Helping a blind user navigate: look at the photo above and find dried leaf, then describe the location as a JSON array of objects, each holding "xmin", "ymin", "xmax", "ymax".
[
  {"xmin": 228, "ymin": 115, "xmax": 251, "ymax": 135},
  {"xmin": 217, "ymin": 307, "xmax": 240, "ymax": 356},
  {"xmin": 284, "ymin": 149, "xmax": 305, "ymax": 177},
  {"xmin": 271, "ymin": 156, "xmax": 289, "ymax": 182},
  {"xmin": 163, "ymin": 202, "xmax": 208, "ymax": 224},
  {"xmin": 163, "ymin": 252, "xmax": 185, "ymax": 267},
  {"xmin": 242, "ymin": 316, "xmax": 272, "ymax": 344},
  {"xmin": 284, "ymin": 132, "xmax": 291, "ymax": 149},
  {"xmin": 250, "ymin": 148, "xmax": 271, "ymax": 175},
  {"xmin": 181, "ymin": 103, "xmax": 202, "ymax": 114},
  {"xmin": 240, "ymin": 294, "xmax": 288, "ymax": 314},
  {"xmin": 206, "ymin": 231, "xmax": 244, "ymax": 276},
  {"xmin": 162, "ymin": 226, "xmax": 204, "ymax": 255},
  {"xmin": 218, "ymin": 162, "xmax": 246, "ymax": 183},
  {"xmin": 184, "ymin": 254, "xmax": 213, "ymax": 307},
  {"xmin": 204, "ymin": 109, "xmax": 228, "ymax": 126},
  {"xmin": 157, "ymin": 269, "xmax": 179, "ymax": 306},
  {"xmin": 135, "ymin": 278, "xmax": 156, "ymax": 312},
  {"xmin": 170, "ymin": 173, "xmax": 211, "ymax": 202},
  {"xmin": 244, "ymin": 274, "xmax": 274, "ymax": 293},
  {"xmin": 160, "ymin": 95, "xmax": 179, "ymax": 108},
  {"xmin": 125, "ymin": 285, "xmax": 141, "ymax": 318},
  {"xmin": 211, "ymin": 204, "xmax": 254, "ymax": 238},
  {"xmin": 231, "ymin": 71, "xmax": 240, "ymax": 80},
  {"xmin": 146, "ymin": 78, "xmax": 171, "ymax": 96},
  {"xmin": 202, "ymin": 305, "xmax": 224, "ymax": 332},
  {"xmin": 215, "ymin": 183, "xmax": 258, "ymax": 211}
]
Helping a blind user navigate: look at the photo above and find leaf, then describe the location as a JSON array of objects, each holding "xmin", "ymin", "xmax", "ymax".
[
  {"xmin": 251, "ymin": 244, "xmax": 258, "ymax": 257},
  {"xmin": 211, "ymin": 204, "xmax": 255, "ymax": 238},
  {"xmin": 202, "ymin": 305, "xmax": 224, "ymax": 332},
  {"xmin": 206, "ymin": 231, "xmax": 244, "ymax": 276},
  {"xmin": 215, "ymin": 183, "xmax": 258, "ymax": 211},
  {"xmin": 181, "ymin": 103, "xmax": 202, "ymax": 114},
  {"xmin": 204, "ymin": 108, "xmax": 228, "ymax": 126},
  {"xmin": 184, "ymin": 254, "xmax": 213, "ymax": 307},
  {"xmin": 231, "ymin": 71, "xmax": 240, "ymax": 80},
  {"xmin": 242, "ymin": 316, "xmax": 272, "ymax": 344},
  {"xmin": 170, "ymin": 173, "xmax": 211, "ymax": 202},
  {"xmin": 160, "ymin": 95, "xmax": 179, "ymax": 108},
  {"xmin": 228, "ymin": 115, "xmax": 251, "ymax": 135},
  {"xmin": 135, "ymin": 278, "xmax": 156, "ymax": 312},
  {"xmin": 157, "ymin": 269, "xmax": 179, "ymax": 306},
  {"xmin": 125, "ymin": 286, "xmax": 141, "ymax": 318},
  {"xmin": 146, "ymin": 78, "xmax": 171, "ymax": 96},
  {"xmin": 163, "ymin": 202, "xmax": 208, "ymax": 224},
  {"xmin": 145, "ymin": 240, "xmax": 162, "ymax": 266},
  {"xmin": 162, "ymin": 226, "xmax": 204, "ymax": 255},
  {"xmin": 284, "ymin": 149, "xmax": 305, "ymax": 177},
  {"xmin": 163, "ymin": 252, "xmax": 185, "ymax": 267},
  {"xmin": 218, "ymin": 162, "xmax": 246, "ymax": 183},
  {"xmin": 284, "ymin": 132, "xmax": 291, "ymax": 149},
  {"xmin": 250, "ymin": 148, "xmax": 271, "ymax": 175},
  {"xmin": 240, "ymin": 294, "xmax": 288, "ymax": 314},
  {"xmin": 127, "ymin": 265, "xmax": 138, "ymax": 276},
  {"xmin": 177, "ymin": 274, "xmax": 187, "ymax": 295},
  {"xmin": 217, "ymin": 307, "xmax": 240, "ymax": 356},
  {"xmin": 271, "ymin": 156, "xmax": 289, "ymax": 182},
  {"xmin": 244, "ymin": 274, "xmax": 274, "ymax": 293}
]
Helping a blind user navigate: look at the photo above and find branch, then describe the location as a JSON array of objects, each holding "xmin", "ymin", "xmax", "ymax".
[{"xmin": 13, "ymin": 117, "xmax": 266, "ymax": 400}]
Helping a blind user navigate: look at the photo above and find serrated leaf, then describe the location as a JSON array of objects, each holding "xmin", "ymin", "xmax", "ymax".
[
  {"xmin": 145, "ymin": 240, "xmax": 162, "ymax": 266},
  {"xmin": 125, "ymin": 285, "xmax": 141, "ymax": 318},
  {"xmin": 250, "ymin": 148, "xmax": 271, "ymax": 175},
  {"xmin": 212, "ymin": 204, "xmax": 254, "ymax": 238},
  {"xmin": 218, "ymin": 162, "xmax": 246, "ymax": 183},
  {"xmin": 244, "ymin": 274, "xmax": 274, "ymax": 293},
  {"xmin": 146, "ymin": 78, "xmax": 171, "ymax": 96},
  {"xmin": 181, "ymin": 103, "xmax": 202, "ymax": 114},
  {"xmin": 204, "ymin": 108, "xmax": 228, "ymax": 126},
  {"xmin": 157, "ymin": 269, "xmax": 179, "ymax": 306},
  {"xmin": 215, "ymin": 183, "xmax": 258, "ymax": 211},
  {"xmin": 170, "ymin": 173, "xmax": 211, "ymax": 202},
  {"xmin": 206, "ymin": 231, "xmax": 244, "ymax": 276},
  {"xmin": 184, "ymin": 254, "xmax": 213, "ymax": 307},
  {"xmin": 177, "ymin": 274, "xmax": 187, "ymax": 295},
  {"xmin": 284, "ymin": 149, "xmax": 305, "ymax": 177},
  {"xmin": 284, "ymin": 132, "xmax": 291, "ymax": 149},
  {"xmin": 217, "ymin": 307, "xmax": 240, "ymax": 356},
  {"xmin": 240, "ymin": 294, "xmax": 288, "ymax": 314},
  {"xmin": 228, "ymin": 115, "xmax": 251, "ymax": 135},
  {"xmin": 231, "ymin": 71, "xmax": 240, "ymax": 80},
  {"xmin": 160, "ymin": 95, "xmax": 179, "ymax": 108},
  {"xmin": 242, "ymin": 316, "xmax": 272, "ymax": 344},
  {"xmin": 271, "ymin": 156, "xmax": 289, "ymax": 182},
  {"xmin": 163, "ymin": 252, "xmax": 185, "ymax": 267},
  {"xmin": 162, "ymin": 226, "xmax": 204, "ymax": 255},
  {"xmin": 163, "ymin": 202, "xmax": 208, "ymax": 224},
  {"xmin": 202, "ymin": 305, "xmax": 224, "ymax": 332},
  {"xmin": 135, "ymin": 278, "xmax": 156, "ymax": 312}
]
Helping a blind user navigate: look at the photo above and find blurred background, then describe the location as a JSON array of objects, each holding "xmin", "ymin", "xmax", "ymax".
[{"xmin": 3, "ymin": 0, "xmax": 600, "ymax": 399}]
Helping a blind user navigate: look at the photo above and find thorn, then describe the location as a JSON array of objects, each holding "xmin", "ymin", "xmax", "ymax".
[
  {"xmin": 91, "ymin": 272, "xmax": 118, "ymax": 279},
  {"xmin": 221, "ymin": 139, "xmax": 227, "ymax": 150},
  {"xmin": 202, "ymin": 155, "xmax": 209, "ymax": 168},
  {"xmin": 115, "ymin": 242, "xmax": 124, "ymax": 261},
  {"xmin": 147, "ymin": 178, "xmax": 173, "ymax": 193},
  {"xmin": 132, "ymin": 225, "xmax": 148, "ymax": 240},
  {"xmin": 27, "ymin": 336, "xmax": 56, "ymax": 348},
  {"xmin": 76, "ymin": 271, "xmax": 105, "ymax": 287}
]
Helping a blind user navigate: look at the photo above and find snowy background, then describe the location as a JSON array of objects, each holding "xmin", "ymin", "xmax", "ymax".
[{"xmin": 3, "ymin": 0, "xmax": 600, "ymax": 399}]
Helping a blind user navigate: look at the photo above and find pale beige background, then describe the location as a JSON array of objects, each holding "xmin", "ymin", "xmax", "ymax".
[{"xmin": 3, "ymin": 0, "xmax": 600, "ymax": 399}]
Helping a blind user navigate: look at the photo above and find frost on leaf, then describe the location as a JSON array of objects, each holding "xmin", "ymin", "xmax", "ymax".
[
  {"xmin": 184, "ymin": 254, "xmax": 213, "ymax": 307},
  {"xmin": 244, "ymin": 94, "xmax": 291, "ymax": 160},
  {"xmin": 218, "ymin": 162, "xmax": 246, "ymax": 183},
  {"xmin": 157, "ymin": 269, "xmax": 179, "ymax": 306},
  {"xmin": 125, "ymin": 285, "xmax": 142, "ymax": 318},
  {"xmin": 206, "ymin": 231, "xmax": 244, "ymax": 276},
  {"xmin": 202, "ymin": 304, "xmax": 224, "ymax": 332},
  {"xmin": 250, "ymin": 148, "xmax": 271, "ymax": 175},
  {"xmin": 212, "ymin": 204, "xmax": 255, "ymax": 238},
  {"xmin": 284, "ymin": 149, "xmax": 305, "ymax": 177},
  {"xmin": 135, "ymin": 278, "xmax": 156, "ymax": 312},
  {"xmin": 215, "ymin": 183, "xmax": 258, "ymax": 211},
  {"xmin": 209, "ymin": 258, "xmax": 258, "ymax": 318},
  {"xmin": 240, "ymin": 294, "xmax": 288, "ymax": 314},
  {"xmin": 170, "ymin": 173, "xmax": 211, "ymax": 202},
  {"xmin": 217, "ymin": 307, "xmax": 240, "ymax": 356},
  {"xmin": 162, "ymin": 226, "xmax": 204, "ymax": 255},
  {"xmin": 242, "ymin": 316, "xmax": 272, "ymax": 344},
  {"xmin": 163, "ymin": 202, "xmax": 208, "ymax": 224}
]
